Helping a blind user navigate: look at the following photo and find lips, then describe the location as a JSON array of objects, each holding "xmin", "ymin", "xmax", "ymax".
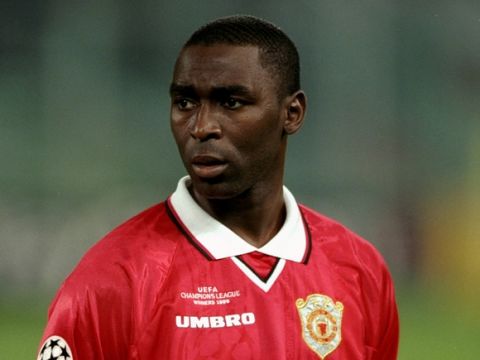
[{"xmin": 191, "ymin": 155, "xmax": 228, "ymax": 179}]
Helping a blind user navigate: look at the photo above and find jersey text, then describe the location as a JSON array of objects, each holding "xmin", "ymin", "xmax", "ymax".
[{"xmin": 176, "ymin": 312, "xmax": 255, "ymax": 328}]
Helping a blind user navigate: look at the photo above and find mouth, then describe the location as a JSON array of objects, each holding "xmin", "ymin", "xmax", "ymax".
[{"xmin": 191, "ymin": 155, "xmax": 228, "ymax": 179}]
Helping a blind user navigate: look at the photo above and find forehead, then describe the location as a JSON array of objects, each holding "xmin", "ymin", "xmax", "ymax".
[{"xmin": 172, "ymin": 45, "xmax": 272, "ymax": 89}]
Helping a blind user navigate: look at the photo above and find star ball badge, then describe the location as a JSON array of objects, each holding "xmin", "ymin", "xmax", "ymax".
[
  {"xmin": 37, "ymin": 335, "xmax": 73, "ymax": 360},
  {"xmin": 296, "ymin": 294, "xmax": 344, "ymax": 359}
]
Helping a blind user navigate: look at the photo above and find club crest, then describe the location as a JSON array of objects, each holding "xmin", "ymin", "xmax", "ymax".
[{"xmin": 296, "ymin": 294, "xmax": 344, "ymax": 359}]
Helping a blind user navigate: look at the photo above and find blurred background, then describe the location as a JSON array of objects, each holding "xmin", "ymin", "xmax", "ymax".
[{"xmin": 1, "ymin": 0, "xmax": 479, "ymax": 358}]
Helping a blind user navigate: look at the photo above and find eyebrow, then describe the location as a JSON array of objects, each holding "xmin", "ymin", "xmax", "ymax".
[
  {"xmin": 212, "ymin": 85, "xmax": 251, "ymax": 98},
  {"xmin": 169, "ymin": 83, "xmax": 195, "ymax": 96},
  {"xmin": 169, "ymin": 83, "xmax": 252, "ymax": 97}
]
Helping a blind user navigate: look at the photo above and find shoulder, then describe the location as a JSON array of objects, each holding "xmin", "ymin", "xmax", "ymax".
[
  {"xmin": 40, "ymin": 202, "xmax": 184, "ymax": 356},
  {"xmin": 299, "ymin": 204, "xmax": 390, "ymax": 279},
  {"xmin": 56, "ymin": 201, "xmax": 181, "ymax": 304},
  {"xmin": 299, "ymin": 204, "xmax": 399, "ymax": 352}
]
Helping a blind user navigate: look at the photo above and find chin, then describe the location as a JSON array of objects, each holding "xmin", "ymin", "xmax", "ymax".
[{"xmin": 191, "ymin": 177, "xmax": 244, "ymax": 200}]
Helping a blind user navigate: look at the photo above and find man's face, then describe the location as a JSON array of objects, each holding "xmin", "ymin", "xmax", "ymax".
[{"xmin": 170, "ymin": 44, "xmax": 289, "ymax": 200}]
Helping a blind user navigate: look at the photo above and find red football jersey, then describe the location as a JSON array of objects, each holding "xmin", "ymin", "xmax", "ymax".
[{"xmin": 38, "ymin": 177, "xmax": 399, "ymax": 359}]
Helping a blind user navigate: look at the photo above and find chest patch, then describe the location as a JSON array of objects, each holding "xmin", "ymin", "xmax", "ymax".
[{"xmin": 296, "ymin": 294, "xmax": 344, "ymax": 359}]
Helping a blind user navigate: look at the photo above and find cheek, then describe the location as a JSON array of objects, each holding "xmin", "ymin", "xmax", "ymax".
[
  {"xmin": 240, "ymin": 115, "xmax": 283, "ymax": 150},
  {"xmin": 170, "ymin": 118, "xmax": 189, "ymax": 146},
  {"xmin": 236, "ymin": 126, "xmax": 284, "ymax": 166}
]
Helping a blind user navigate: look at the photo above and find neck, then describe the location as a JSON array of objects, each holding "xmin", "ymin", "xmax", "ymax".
[{"xmin": 191, "ymin": 182, "xmax": 286, "ymax": 248}]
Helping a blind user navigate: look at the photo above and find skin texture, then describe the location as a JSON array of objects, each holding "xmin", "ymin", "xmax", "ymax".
[{"xmin": 170, "ymin": 44, "xmax": 306, "ymax": 247}]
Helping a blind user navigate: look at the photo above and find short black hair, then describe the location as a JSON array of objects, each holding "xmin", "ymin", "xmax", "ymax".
[{"xmin": 182, "ymin": 15, "xmax": 300, "ymax": 98}]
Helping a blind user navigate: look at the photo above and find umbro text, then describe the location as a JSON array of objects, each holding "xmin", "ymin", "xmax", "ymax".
[{"xmin": 176, "ymin": 312, "xmax": 256, "ymax": 328}]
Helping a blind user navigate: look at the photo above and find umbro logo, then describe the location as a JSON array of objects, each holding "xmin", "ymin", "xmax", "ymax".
[{"xmin": 176, "ymin": 312, "xmax": 255, "ymax": 328}]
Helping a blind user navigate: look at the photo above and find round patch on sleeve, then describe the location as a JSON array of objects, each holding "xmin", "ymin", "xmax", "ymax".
[{"xmin": 37, "ymin": 335, "xmax": 73, "ymax": 360}]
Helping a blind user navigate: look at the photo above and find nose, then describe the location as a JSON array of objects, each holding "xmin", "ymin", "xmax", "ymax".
[{"xmin": 190, "ymin": 104, "xmax": 222, "ymax": 141}]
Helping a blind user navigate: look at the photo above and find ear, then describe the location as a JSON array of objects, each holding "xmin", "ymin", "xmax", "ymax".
[{"xmin": 283, "ymin": 90, "xmax": 307, "ymax": 135}]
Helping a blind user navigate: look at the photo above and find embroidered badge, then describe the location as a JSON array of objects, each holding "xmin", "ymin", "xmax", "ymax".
[
  {"xmin": 37, "ymin": 335, "xmax": 73, "ymax": 360},
  {"xmin": 296, "ymin": 294, "xmax": 344, "ymax": 359}
]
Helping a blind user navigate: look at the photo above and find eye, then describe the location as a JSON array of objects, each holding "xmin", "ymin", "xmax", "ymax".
[
  {"xmin": 174, "ymin": 98, "xmax": 196, "ymax": 111},
  {"xmin": 221, "ymin": 97, "xmax": 243, "ymax": 110}
]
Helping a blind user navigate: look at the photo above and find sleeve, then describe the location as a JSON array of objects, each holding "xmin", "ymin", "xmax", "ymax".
[
  {"xmin": 372, "ymin": 263, "xmax": 399, "ymax": 360},
  {"xmin": 37, "ymin": 266, "xmax": 135, "ymax": 360},
  {"xmin": 351, "ymin": 233, "xmax": 399, "ymax": 360}
]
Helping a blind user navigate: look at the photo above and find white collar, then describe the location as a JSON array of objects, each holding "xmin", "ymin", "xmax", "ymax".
[{"xmin": 168, "ymin": 176, "xmax": 309, "ymax": 262}]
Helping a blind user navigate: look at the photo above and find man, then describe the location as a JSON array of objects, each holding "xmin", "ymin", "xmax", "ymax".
[{"xmin": 38, "ymin": 15, "xmax": 398, "ymax": 359}]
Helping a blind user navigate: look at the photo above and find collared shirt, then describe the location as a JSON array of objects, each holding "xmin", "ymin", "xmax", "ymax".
[{"xmin": 38, "ymin": 178, "xmax": 399, "ymax": 360}]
